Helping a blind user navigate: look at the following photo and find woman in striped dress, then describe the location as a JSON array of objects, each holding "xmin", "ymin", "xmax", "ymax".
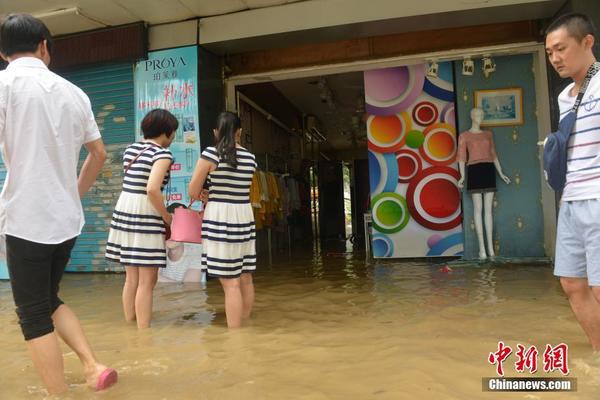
[
  {"xmin": 106, "ymin": 109, "xmax": 177, "ymax": 329},
  {"xmin": 189, "ymin": 111, "xmax": 257, "ymax": 328}
]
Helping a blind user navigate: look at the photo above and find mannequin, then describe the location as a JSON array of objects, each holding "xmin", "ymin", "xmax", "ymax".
[{"xmin": 457, "ymin": 108, "xmax": 511, "ymax": 259}]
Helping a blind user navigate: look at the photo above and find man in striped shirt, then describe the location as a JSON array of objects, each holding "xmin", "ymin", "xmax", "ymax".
[{"xmin": 546, "ymin": 13, "xmax": 600, "ymax": 349}]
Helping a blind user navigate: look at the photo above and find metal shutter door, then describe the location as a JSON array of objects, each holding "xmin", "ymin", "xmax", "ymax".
[{"xmin": 62, "ymin": 63, "xmax": 134, "ymax": 272}]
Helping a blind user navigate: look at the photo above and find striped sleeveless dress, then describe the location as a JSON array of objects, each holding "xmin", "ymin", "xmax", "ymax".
[
  {"xmin": 105, "ymin": 141, "xmax": 173, "ymax": 268},
  {"xmin": 201, "ymin": 146, "xmax": 257, "ymax": 278}
]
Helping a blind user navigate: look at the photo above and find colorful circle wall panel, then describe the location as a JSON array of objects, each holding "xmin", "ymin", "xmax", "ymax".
[
  {"xmin": 364, "ymin": 64, "xmax": 426, "ymax": 116},
  {"xmin": 412, "ymin": 101, "xmax": 439, "ymax": 127},
  {"xmin": 406, "ymin": 130, "xmax": 425, "ymax": 149},
  {"xmin": 406, "ymin": 166, "xmax": 462, "ymax": 231},
  {"xmin": 367, "ymin": 112, "xmax": 411, "ymax": 153},
  {"xmin": 419, "ymin": 123, "xmax": 457, "ymax": 166},
  {"xmin": 368, "ymin": 150, "xmax": 399, "ymax": 195},
  {"xmin": 371, "ymin": 192, "xmax": 410, "ymax": 234},
  {"xmin": 426, "ymin": 232, "xmax": 464, "ymax": 256},
  {"xmin": 364, "ymin": 67, "xmax": 409, "ymax": 103},
  {"xmin": 436, "ymin": 62, "xmax": 454, "ymax": 83},
  {"xmin": 427, "ymin": 234, "xmax": 444, "ymax": 249},
  {"xmin": 440, "ymin": 102, "xmax": 456, "ymax": 126},
  {"xmin": 423, "ymin": 64, "xmax": 454, "ymax": 102},
  {"xmin": 372, "ymin": 234, "xmax": 394, "ymax": 257},
  {"xmin": 396, "ymin": 150, "xmax": 422, "ymax": 183}
]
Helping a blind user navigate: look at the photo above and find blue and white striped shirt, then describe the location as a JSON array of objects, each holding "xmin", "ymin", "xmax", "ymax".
[
  {"xmin": 201, "ymin": 146, "xmax": 257, "ymax": 204},
  {"xmin": 559, "ymin": 73, "xmax": 600, "ymax": 201},
  {"xmin": 122, "ymin": 142, "xmax": 172, "ymax": 195}
]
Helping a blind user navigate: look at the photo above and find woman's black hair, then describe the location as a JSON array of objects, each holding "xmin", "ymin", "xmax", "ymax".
[
  {"xmin": 214, "ymin": 111, "xmax": 241, "ymax": 168},
  {"xmin": 0, "ymin": 13, "xmax": 53, "ymax": 57},
  {"xmin": 141, "ymin": 109, "xmax": 179, "ymax": 139}
]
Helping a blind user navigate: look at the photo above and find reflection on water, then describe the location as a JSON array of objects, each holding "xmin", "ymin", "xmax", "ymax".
[{"xmin": 1, "ymin": 248, "xmax": 599, "ymax": 399}]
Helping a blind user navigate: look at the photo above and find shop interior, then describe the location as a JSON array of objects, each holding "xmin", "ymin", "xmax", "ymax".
[{"xmin": 237, "ymin": 71, "xmax": 370, "ymax": 261}]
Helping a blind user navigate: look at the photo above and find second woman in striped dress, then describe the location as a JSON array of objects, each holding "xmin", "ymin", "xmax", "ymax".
[{"xmin": 189, "ymin": 111, "xmax": 257, "ymax": 328}]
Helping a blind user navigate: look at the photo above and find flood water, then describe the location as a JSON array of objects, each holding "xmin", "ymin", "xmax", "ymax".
[{"xmin": 1, "ymin": 245, "xmax": 600, "ymax": 399}]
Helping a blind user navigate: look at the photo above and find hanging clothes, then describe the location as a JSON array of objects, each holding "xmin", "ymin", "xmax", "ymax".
[
  {"xmin": 266, "ymin": 172, "xmax": 282, "ymax": 220},
  {"xmin": 278, "ymin": 176, "xmax": 290, "ymax": 217},
  {"xmin": 250, "ymin": 172, "xmax": 265, "ymax": 230},
  {"xmin": 259, "ymin": 171, "xmax": 274, "ymax": 227}
]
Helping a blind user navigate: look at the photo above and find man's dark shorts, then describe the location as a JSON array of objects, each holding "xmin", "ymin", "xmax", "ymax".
[{"xmin": 6, "ymin": 235, "xmax": 77, "ymax": 340}]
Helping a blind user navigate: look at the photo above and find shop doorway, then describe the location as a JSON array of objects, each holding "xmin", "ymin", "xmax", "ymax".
[
  {"xmin": 343, "ymin": 163, "xmax": 353, "ymax": 239},
  {"xmin": 309, "ymin": 164, "xmax": 319, "ymax": 240},
  {"xmin": 318, "ymin": 160, "xmax": 345, "ymax": 240},
  {"xmin": 236, "ymin": 70, "xmax": 369, "ymax": 256}
]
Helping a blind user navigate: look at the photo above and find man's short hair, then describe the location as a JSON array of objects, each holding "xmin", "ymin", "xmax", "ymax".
[
  {"xmin": 546, "ymin": 13, "xmax": 596, "ymax": 41},
  {"xmin": 0, "ymin": 13, "xmax": 53, "ymax": 57}
]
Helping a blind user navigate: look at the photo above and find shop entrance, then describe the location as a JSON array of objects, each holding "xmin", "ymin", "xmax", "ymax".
[
  {"xmin": 227, "ymin": 42, "xmax": 555, "ymax": 262},
  {"xmin": 236, "ymin": 71, "xmax": 369, "ymax": 257}
]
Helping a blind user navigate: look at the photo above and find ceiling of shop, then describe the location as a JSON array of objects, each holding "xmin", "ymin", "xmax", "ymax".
[
  {"xmin": 0, "ymin": 0, "xmax": 306, "ymax": 35},
  {"xmin": 1, "ymin": 0, "xmax": 564, "ymax": 51},
  {"xmin": 272, "ymin": 72, "xmax": 367, "ymax": 152},
  {"xmin": 200, "ymin": 0, "xmax": 565, "ymax": 53}
]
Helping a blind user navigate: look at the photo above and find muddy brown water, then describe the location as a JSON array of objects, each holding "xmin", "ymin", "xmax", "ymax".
[{"xmin": 1, "ymin": 248, "xmax": 599, "ymax": 399}]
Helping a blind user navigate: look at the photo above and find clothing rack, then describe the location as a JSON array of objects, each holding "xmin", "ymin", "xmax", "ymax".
[
  {"xmin": 271, "ymin": 169, "xmax": 293, "ymax": 261},
  {"xmin": 255, "ymin": 153, "xmax": 293, "ymax": 264},
  {"xmin": 238, "ymin": 93, "xmax": 297, "ymax": 264}
]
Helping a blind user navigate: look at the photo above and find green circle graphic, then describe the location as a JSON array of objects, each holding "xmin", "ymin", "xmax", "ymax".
[
  {"xmin": 406, "ymin": 130, "xmax": 425, "ymax": 149},
  {"xmin": 377, "ymin": 200, "xmax": 403, "ymax": 225},
  {"xmin": 371, "ymin": 192, "xmax": 410, "ymax": 234}
]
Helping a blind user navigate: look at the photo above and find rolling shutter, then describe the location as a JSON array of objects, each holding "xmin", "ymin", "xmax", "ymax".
[{"xmin": 62, "ymin": 63, "xmax": 134, "ymax": 271}]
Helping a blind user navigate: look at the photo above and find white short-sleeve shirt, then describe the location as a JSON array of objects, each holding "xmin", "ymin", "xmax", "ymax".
[{"xmin": 0, "ymin": 57, "xmax": 101, "ymax": 244}]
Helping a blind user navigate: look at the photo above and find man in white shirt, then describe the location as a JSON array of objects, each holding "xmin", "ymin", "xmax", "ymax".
[
  {"xmin": 546, "ymin": 13, "xmax": 600, "ymax": 349},
  {"xmin": 0, "ymin": 14, "xmax": 117, "ymax": 393}
]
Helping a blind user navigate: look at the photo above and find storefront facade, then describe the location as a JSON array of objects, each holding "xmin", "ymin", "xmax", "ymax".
[
  {"xmin": 223, "ymin": 23, "xmax": 555, "ymax": 260},
  {"xmin": 3, "ymin": 1, "xmax": 598, "ymax": 275}
]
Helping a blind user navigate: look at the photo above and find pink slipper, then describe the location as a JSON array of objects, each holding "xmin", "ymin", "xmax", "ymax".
[{"xmin": 95, "ymin": 368, "xmax": 118, "ymax": 391}]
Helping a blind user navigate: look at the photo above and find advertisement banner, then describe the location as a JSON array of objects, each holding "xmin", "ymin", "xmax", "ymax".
[
  {"xmin": 364, "ymin": 62, "xmax": 464, "ymax": 258},
  {"xmin": 134, "ymin": 46, "xmax": 200, "ymax": 208}
]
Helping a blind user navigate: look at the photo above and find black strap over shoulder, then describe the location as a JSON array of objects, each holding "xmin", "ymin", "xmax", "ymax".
[
  {"xmin": 124, "ymin": 145, "xmax": 152, "ymax": 173},
  {"xmin": 572, "ymin": 61, "xmax": 600, "ymax": 113}
]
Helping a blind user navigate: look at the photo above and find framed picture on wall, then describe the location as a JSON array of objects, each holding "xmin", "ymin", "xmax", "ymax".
[{"xmin": 474, "ymin": 87, "xmax": 524, "ymax": 126}]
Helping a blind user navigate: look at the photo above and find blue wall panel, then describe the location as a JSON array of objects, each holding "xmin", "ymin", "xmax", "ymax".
[{"xmin": 453, "ymin": 54, "xmax": 545, "ymax": 259}]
